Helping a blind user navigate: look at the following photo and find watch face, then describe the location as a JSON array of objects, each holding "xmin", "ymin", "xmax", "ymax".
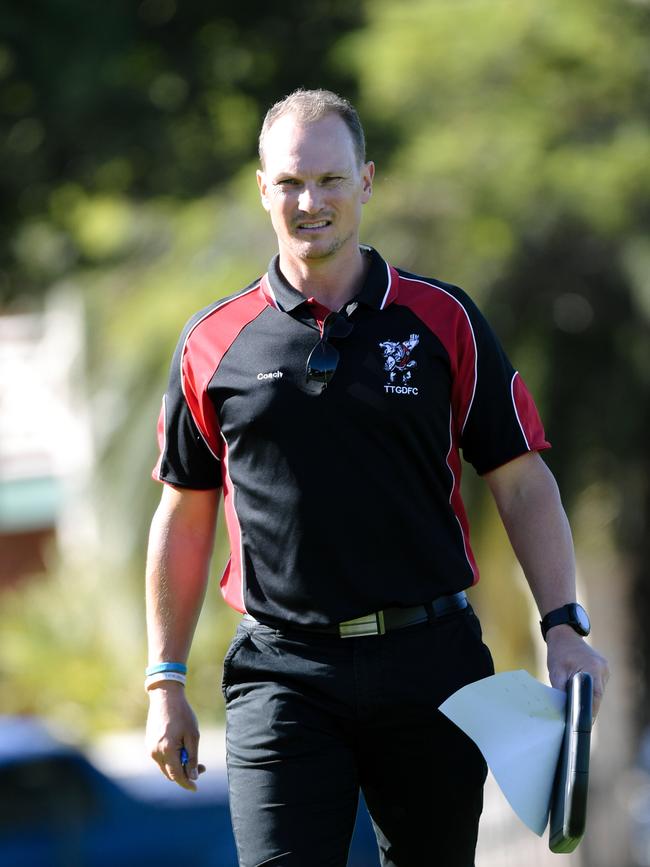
[
  {"xmin": 540, "ymin": 602, "xmax": 592, "ymax": 640},
  {"xmin": 571, "ymin": 603, "xmax": 591, "ymax": 635}
]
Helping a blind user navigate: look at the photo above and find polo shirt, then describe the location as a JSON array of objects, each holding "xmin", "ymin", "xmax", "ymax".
[{"xmin": 153, "ymin": 246, "xmax": 550, "ymax": 627}]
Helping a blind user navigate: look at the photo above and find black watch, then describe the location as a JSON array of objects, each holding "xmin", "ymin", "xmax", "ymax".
[{"xmin": 540, "ymin": 603, "xmax": 591, "ymax": 641}]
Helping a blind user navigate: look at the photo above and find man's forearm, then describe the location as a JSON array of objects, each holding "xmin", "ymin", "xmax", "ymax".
[
  {"xmin": 485, "ymin": 452, "xmax": 609, "ymax": 712},
  {"xmin": 145, "ymin": 485, "xmax": 219, "ymax": 790},
  {"xmin": 485, "ymin": 452, "xmax": 577, "ymax": 616},
  {"xmin": 145, "ymin": 485, "xmax": 219, "ymax": 665}
]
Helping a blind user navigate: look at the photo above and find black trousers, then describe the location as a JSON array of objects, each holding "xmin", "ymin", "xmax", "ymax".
[{"xmin": 223, "ymin": 605, "xmax": 494, "ymax": 867}]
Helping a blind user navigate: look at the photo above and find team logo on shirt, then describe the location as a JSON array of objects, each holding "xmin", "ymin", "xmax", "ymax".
[{"xmin": 378, "ymin": 334, "xmax": 420, "ymax": 395}]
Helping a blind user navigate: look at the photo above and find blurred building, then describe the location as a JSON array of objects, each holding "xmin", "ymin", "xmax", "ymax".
[{"xmin": 0, "ymin": 289, "xmax": 94, "ymax": 587}]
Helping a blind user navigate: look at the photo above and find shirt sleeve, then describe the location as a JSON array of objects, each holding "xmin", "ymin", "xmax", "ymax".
[
  {"xmin": 152, "ymin": 322, "xmax": 223, "ymax": 490},
  {"xmin": 456, "ymin": 296, "xmax": 551, "ymax": 475}
]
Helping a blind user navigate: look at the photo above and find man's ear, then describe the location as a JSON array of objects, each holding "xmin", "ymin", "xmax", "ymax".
[
  {"xmin": 361, "ymin": 161, "xmax": 375, "ymax": 204},
  {"xmin": 256, "ymin": 169, "xmax": 271, "ymax": 212}
]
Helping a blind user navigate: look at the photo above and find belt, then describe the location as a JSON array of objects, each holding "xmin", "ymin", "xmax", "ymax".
[{"xmin": 244, "ymin": 591, "xmax": 468, "ymax": 638}]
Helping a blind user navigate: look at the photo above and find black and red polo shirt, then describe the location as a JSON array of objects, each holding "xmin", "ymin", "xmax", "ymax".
[{"xmin": 153, "ymin": 246, "xmax": 550, "ymax": 627}]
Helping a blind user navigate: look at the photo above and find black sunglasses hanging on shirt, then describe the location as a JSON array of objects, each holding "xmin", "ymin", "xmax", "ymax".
[{"xmin": 305, "ymin": 312, "xmax": 354, "ymax": 386}]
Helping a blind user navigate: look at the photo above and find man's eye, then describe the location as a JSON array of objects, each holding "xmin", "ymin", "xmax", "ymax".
[
  {"xmin": 322, "ymin": 176, "xmax": 343, "ymax": 185},
  {"xmin": 277, "ymin": 179, "xmax": 298, "ymax": 187}
]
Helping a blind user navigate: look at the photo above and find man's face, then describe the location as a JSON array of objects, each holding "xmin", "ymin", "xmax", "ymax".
[{"xmin": 257, "ymin": 112, "xmax": 374, "ymax": 264}]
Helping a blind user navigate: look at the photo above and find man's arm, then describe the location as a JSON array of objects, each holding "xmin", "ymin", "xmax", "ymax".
[
  {"xmin": 484, "ymin": 451, "xmax": 609, "ymax": 716},
  {"xmin": 145, "ymin": 483, "xmax": 220, "ymax": 790}
]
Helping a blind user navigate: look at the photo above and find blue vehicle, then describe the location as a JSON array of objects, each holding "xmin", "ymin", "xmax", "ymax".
[{"xmin": 0, "ymin": 717, "xmax": 378, "ymax": 866}]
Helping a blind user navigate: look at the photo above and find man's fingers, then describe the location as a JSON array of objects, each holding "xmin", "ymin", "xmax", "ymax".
[
  {"xmin": 558, "ymin": 670, "xmax": 607, "ymax": 724},
  {"xmin": 149, "ymin": 738, "xmax": 202, "ymax": 790},
  {"xmin": 181, "ymin": 742, "xmax": 205, "ymax": 782},
  {"xmin": 588, "ymin": 659, "xmax": 610, "ymax": 723},
  {"xmin": 592, "ymin": 692, "xmax": 603, "ymax": 721},
  {"xmin": 164, "ymin": 759, "xmax": 197, "ymax": 791},
  {"xmin": 145, "ymin": 693, "xmax": 203, "ymax": 790},
  {"xmin": 546, "ymin": 630, "xmax": 610, "ymax": 725},
  {"xmin": 592, "ymin": 673, "xmax": 609, "ymax": 721},
  {"xmin": 152, "ymin": 753, "xmax": 193, "ymax": 789},
  {"xmin": 548, "ymin": 663, "xmax": 609, "ymax": 725}
]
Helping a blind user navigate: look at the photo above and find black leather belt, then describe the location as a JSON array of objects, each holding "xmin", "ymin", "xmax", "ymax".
[{"xmin": 243, "ymin": 591, "xmax": 468, "ymax": 638}]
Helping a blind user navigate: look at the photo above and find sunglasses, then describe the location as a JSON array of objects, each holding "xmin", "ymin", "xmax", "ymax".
[{"xmin": 306, "ymin": 312, "xmax": 354, "ymax": 385}]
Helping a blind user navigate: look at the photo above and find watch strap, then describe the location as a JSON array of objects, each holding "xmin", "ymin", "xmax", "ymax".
[{"xmin": 540, "ymin": 603, "xmax": 590, "ymax": 641}]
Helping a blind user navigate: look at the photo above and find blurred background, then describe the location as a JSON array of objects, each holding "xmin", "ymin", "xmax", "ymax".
[{"xmin": 0, "ymin": 0, "xmax": 648, "ymax": 864}]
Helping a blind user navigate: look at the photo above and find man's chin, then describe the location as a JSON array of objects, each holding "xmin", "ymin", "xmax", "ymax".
[
  {"xmin": 290, "ymin": 244, "xmax": 334, "ymax": 261},
  {"xmin": 289, "ymin": 236, "xmax": 347, "ymax": 261}
]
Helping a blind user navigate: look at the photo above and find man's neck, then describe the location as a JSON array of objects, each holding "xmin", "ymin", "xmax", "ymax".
[{"xmin": 277, "ymin": 245, "xmax": 369, "ymax": 311}]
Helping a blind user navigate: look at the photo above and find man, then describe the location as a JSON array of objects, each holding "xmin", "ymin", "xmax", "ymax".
[{"xmin": 145, "ymin": 89, "xmax": 609, "ymax": 867}]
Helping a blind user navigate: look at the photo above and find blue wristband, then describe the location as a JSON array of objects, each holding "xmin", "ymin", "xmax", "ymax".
[{"xmin": 145, "ymin": 662, "xmax": 187, "ymax": 676}]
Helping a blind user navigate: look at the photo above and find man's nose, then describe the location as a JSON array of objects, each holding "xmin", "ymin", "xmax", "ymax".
[{"xmin": 297, "ymin": 184, "xmax": 321, "ymax": 213}]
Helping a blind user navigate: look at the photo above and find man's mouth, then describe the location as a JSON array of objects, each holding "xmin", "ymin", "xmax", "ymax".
[{"xmin": 296, "ymin": 220, "xmax": 331, "ymax": 231}]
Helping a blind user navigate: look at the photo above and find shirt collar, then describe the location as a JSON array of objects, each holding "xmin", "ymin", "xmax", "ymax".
[{"xmin": 260, "ymin": 246, "xmax": 400, "ymax": 313}]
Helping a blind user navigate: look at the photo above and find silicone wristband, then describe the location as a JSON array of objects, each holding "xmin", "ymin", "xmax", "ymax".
[
  {"xmin": 145, "ymin": 662, "xmax": 187, "ymax": 676},
  {"xmin": 144, "ymin": 671, "xmax": 187, "ymax": 691}
]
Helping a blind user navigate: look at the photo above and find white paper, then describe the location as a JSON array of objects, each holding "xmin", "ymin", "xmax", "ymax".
[{"xmin": 439, "ymin": 670, "xmax": 566, "ymax": 836}]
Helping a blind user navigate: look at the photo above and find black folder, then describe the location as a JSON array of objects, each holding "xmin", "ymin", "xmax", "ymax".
[{"xmin": 549, "ymin": 671, "xmax": 593, "ymax": 853}]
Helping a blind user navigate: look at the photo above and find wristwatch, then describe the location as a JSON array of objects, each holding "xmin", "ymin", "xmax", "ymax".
[{"xmin": 540, "ymin": 603, "xmax": 591, "ymax": 641}]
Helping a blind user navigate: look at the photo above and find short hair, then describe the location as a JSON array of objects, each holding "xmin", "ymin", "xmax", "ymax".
[{"xmin": 258, "ymin": 88, "xmax": 366, "ymax": 167}]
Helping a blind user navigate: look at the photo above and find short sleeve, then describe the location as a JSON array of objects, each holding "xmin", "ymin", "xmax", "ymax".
[
  {"xmin": 458, "ymin": 301, "xmax": 550, "ymax": 475},
  {"xmin": 152, "ymin": 326, "xmax": 223, "ymax": 490}
]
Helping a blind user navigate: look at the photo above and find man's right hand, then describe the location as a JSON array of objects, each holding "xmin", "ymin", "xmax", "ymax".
[{"xmin": 145, "ymin": 682, "xmax": 206, "ymax": 791}]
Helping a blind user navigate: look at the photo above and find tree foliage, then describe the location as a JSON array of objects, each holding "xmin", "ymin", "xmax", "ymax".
[{"xmin": 1, "ymin": 0, "xmax": 364, "ymax": 299}]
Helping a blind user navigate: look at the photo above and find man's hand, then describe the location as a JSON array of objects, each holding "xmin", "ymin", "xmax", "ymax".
[
  {"xmin": 146, "ymin": 682, "xmax": 206, "ymax": 791},
  {"xmin": 545, "ymin": 625, "xmax": 610, "ymax": 720}
]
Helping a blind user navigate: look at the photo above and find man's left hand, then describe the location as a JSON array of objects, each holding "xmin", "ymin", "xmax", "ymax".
[{"xmin": 546, "ymin": 625, "xmax": 610, "ymax": 720}]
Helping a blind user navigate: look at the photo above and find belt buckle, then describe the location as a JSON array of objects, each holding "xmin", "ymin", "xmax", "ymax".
[{"xmin": 339, "ymin": 610, "xmax": 386, "ymax": 638}]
